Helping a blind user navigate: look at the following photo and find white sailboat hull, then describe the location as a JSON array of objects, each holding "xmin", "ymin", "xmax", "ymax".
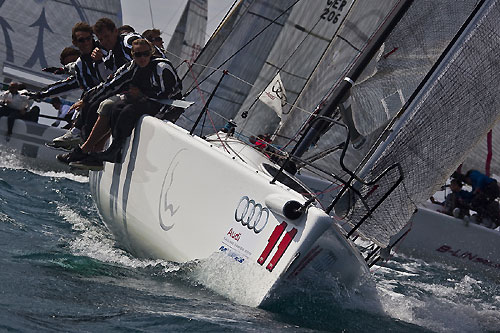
[
  {"xmin": 394, "ymin": 205, "xmax": 500, "ymax": 280},
  {"xmin": 0, "ymin": 117, "xmax": 70, "ymax": 171},
  {"xmin": 89, "ymin": 117, "xmax": 370, "ymax": 306}
]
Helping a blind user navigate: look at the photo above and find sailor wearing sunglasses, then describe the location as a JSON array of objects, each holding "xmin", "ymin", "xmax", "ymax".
[{"xmin": 66, "ymin": 38, "xmax": 183, "ymax": 170}]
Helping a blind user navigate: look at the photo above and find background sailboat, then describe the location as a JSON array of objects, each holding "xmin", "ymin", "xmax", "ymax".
[
  {"xmin": 0, "ymin": 0, "xmax": 121, "ymax": 170},
  {"xmin": 166, "ymin": 0, "xmax": 208, "ymax": 78},
  {"xmin": 0, "ymin": 0, "xmax": 121, "ymax": 96},
  {"xmin": 178, "ymin": 0, "xmax": 299, "ymax": 133}
]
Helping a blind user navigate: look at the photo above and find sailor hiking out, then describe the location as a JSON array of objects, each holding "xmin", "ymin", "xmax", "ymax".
[
  {"xmin": 30, "ymin": 23, "xmax": 104, "ymax": 102},
  {"xmin": 65, "ymin": 38, "xmax": 182, "ymax": 171},
  {"xmin": 50, "ymin": 18, "xmax": 142, "ymax": 154}
]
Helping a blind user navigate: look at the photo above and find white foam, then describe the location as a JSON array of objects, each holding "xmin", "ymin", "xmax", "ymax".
[
  {"xmin": 0, "ymin": 149, "xmax": 25, "ymax": 170},
  {"xmin": 0, "ymin": 149, "xmax": 88, "ymax": 182},
  {"xmin": 33, "ymin": 169, "xmax": 88, "ymax": 183},
  {"xmin": 374, "ymin": 258, "xmax": 500, "ymax": 332},
  {"xmin": 55, "ymin": 203, "xmax": 178, "ymax": 272},
  {"xmin": 188, "ymin": 252, "xmax": 277, "ymax": 307}
]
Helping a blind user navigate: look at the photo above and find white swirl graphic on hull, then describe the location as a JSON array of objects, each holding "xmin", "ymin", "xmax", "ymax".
[{"xmin": 158, "ymin": 149, "xmax": 186, "ymax": 231}]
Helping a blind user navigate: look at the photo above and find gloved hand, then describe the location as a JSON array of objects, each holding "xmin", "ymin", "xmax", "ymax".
[
  {"xmin": 42, "ymin": 67, "xmax": 65, "ymax": 75},
  {"xmin": 23, "ymin": 91, "xmax": 42, "ymax": 101}
]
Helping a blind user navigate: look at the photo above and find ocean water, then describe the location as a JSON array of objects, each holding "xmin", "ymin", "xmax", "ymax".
[{"xmin": 0, "ymin": 153, "xmax": 499, "ymax": 332}]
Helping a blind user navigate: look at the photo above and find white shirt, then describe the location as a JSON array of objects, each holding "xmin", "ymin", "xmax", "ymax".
[{"xmin": 0, "ymin": 90, "xmax": 32, "ymax": 111}]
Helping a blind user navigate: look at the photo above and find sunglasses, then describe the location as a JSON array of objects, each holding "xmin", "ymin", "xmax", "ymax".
[
  {"xmin": 133, "ymin": 50, "xmax": 151, "ymax": 58},
  {"xmin": 151, "ymin": 37, "xmax": 163, "ymax": 42},
  {"xmin": 76, "ymin": 36, "xmax": 92, "ymax": 43}
]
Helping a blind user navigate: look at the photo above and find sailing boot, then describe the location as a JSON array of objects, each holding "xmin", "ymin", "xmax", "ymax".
[
  {"xmin": 56, "ymin": 146, "xmax": 88, "ymax": 165},
  {"xmin": 95, "ymin": 139, "xmax": 123, "ymax": 163},
  {"xmin": 69, "ymin": 154, "xmax": 104, "ymax": 171}
]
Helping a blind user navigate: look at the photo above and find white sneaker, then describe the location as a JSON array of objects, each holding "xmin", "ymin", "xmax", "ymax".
[
  {"xmin": 51, "ymin": 129, "xmax": 83, "ymax": 148},
  {"xmin": 452, "ymin": 208, "xmax": 461, "ymax": 218}
]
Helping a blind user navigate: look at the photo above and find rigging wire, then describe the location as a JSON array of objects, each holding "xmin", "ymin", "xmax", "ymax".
[
  {"xmin": 184, "ymin": 0, "xmax": 301, "ymax": 96},
  {"xmin": 148, "ymin": 0, "xmax": 155, "ymax": 28},
  {"xmin": 239, "ymin": 0, "xmax": 358, "ymax": 139},
  {"xmin": 205, "ymin": 0, "xmax": 239, "ymax": 42}
]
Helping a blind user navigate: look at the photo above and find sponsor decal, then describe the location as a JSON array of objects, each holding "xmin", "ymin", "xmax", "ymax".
[
  {"xmin": 436, "ymin": 245, "xmax": 500, "ymax": 269},
  {"xmin": 234, "ymin": 196, "xmax": 269, "ymax": 233},
  {"xmin": 227, "ymin": 228, "xmax": 241, "ymax": 241},
  {"xmin": 219, "ymin": 245, "xmax": 245, "ymax": 263},
  {"xmin": 223, "ymin": 196, "xmax": 298, "ymax": 273},
  {"xmin": 257, "ymin": 221, "xmax": 297, "ymax": 272}
]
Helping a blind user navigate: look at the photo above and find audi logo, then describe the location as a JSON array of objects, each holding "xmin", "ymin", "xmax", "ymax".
[{"xmin": 235, "ymin": 196, "xmax": 269, "ymax": 233}]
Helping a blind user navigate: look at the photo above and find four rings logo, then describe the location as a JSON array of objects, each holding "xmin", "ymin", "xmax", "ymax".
[{"xmin": 235, "ymin": 196, "xmax": 269, "ymax": 233}]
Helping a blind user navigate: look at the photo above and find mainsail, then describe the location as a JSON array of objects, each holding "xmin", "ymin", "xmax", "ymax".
[
  {"xmin": 346, "ymin": 0, "xmax": 500, "ymax": 246},
  {"xmin": 0, "ymin": 0, "xmax": 121, "ymax": 93},
  {"xmin": 166, "ymin": 0, "xmax": 208, "ymax": 78}
]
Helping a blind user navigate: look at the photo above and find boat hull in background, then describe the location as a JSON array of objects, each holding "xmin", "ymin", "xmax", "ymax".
[
  {"xmin": 0, "ymin": 117, "xmax": 71, "ymax": 171},
  {"xmin": 89, "ymin": 117, "xmax": 371, "ymax": 306},
  {"xmin": 394, "ymin": 206, "xmax": 500, "ymax": 280}
]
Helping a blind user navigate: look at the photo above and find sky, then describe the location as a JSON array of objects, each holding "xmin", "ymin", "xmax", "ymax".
[{"xmin": 120, "ymin": 0, "xmax": 235, "ymax": 46}]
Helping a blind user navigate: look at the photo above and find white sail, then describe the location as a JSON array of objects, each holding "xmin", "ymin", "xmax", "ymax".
[
  {"xmin": 166, "ymin": 0, "xmax": 208, "ymax": 78},
  {"xmin": 177, "ymin": 0, "xmax": 298, "ymax": 133},
  {"xmin": 180, "ymin": 0, "xmax": 248, "ymax": 95},
  {"xmin": 233, "ymin": 0, "xmax": 356, "ymax": 138},
  {"xmin": 273, "ymin": 0, "xmax": 400, "ymax": 161},
  {"xmin": 0, "ymin": 0, "xmax": 122, "ymax": 92}
]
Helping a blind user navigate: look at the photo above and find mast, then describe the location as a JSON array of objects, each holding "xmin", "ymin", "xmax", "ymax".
[{"xmin": 293, "ymin": 0, "xmax": 413, "ymax": 158}]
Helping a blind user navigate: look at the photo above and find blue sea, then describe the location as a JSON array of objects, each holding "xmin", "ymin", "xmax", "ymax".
[{"xmin": 0, "ymin": 152, "xmax": 499, "ymax": 332}]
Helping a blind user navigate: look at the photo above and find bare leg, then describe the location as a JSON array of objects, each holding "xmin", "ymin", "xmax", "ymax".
[
  {"xmin": 94, "ymin": 131, "xmax": 111, "ymax": 151},
  {"xmin": 80, "ymin": 115, "xmax": 110, "ymax": 153}
]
